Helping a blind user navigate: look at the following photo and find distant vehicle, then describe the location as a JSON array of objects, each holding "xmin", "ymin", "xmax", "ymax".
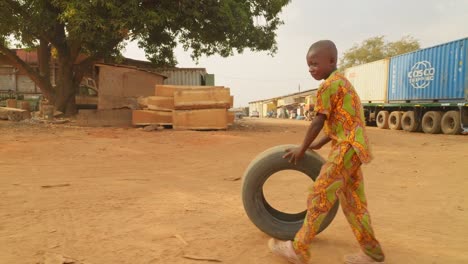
[
  {"xmin": 250, "ymin": 111, "xmax": 259, "ymax": 118},
  {"xmin": 344, "ymin": 37, "xmax": 468, "ymax": 135},
  {"xmin": 235, "ymin": 112, "xmax": 244, "ymax": 119}
]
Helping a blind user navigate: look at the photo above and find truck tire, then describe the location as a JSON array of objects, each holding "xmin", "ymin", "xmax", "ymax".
[
  {"xmin": 441, "ymin": 111, "xmax": 462, "ymax": 135},
  {"xmin": 422, "ymin": 111, "xmax": 442, "ymax": 134},
  {"xmin": 389, "ymin": 111, "xmax": 403, "ymax": 130},
  {"xmin": 376, "ymin": 111, "xmax": 389, "ymax": 129},
  {"xmin": 402, "ymin": 111, "xmax": 420, "ymax": 132},
  {"xmin": 242, "ymin": 144, "xmax": 339, "ymax": 240}
]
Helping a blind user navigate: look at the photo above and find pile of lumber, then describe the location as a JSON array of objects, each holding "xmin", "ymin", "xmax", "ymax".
[
  {"xmin": 133, "ymin": 85, "xmax": 235, "ymax": 130},
  {"xmin": 0, "ymin": 99, "xmax": 31, "ymax": 121},
  {"xmin": 0, "ymin": 107, "xmax": 29, "ymax": 121}
]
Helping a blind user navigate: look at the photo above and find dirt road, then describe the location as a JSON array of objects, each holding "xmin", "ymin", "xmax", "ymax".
[{"xmin": 1, "ymin": 118, "xmax": 467, "ymax": 264}]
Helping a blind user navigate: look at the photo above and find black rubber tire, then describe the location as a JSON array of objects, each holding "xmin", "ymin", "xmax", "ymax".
[
  {"xmin": 441, "ymin": 111, "xmax": 462, "ymax": 135},
  {"xmin": 376, "ymin": 111, "xmax": 389, "ymax": 129},
  {"xmin": 402, "ymin": 111, "xmax": 421, "ymax": 132},
  {"xmin": 422, "ymin": 111, "xmax": 442, "ymax": 134},
  {"xmin": 389, "ymin": 111, "xmax": 403, "ymax": 130},
  {"xmin": 241, "ymin": 144, "xmax": 339, "ymax": 240}
]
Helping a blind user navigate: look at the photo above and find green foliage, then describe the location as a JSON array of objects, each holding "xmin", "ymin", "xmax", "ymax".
[
  {"xmin": 339, "ymin": 35, "xmax": 420, "ymax": 71},
  {"xmin": 1, "ymin": 0, "xmax": 291, "ymax": 66}
]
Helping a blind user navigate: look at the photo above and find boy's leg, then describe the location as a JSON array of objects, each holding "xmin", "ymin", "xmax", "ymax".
[
  {"xmin": 292, "ymin": 160, "xmax": 345, "ymax": 262},
  {"xmin": 339, "ymin": 154, "xmax": 385, "ymax": 262}
]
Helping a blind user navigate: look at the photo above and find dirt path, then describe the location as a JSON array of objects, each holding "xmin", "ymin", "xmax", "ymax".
[{"xmin": 1, "ymin": 118, "xmax": 467, "ymax": 264}]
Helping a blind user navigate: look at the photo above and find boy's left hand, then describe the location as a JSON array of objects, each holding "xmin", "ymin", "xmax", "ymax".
[{"xmin": 283, "ymin": 148, "xmax": 305, "ymax": 165}]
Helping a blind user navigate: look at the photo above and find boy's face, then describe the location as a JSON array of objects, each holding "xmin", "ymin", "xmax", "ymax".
[{"xmin": 306, "ymin": 50, "xmax": 336, "ymax": 80}]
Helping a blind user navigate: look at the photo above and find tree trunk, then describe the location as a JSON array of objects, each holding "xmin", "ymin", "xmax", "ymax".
[
  {"xmin": 38, "ymin": 39, "xmax": 51, "ymax": 85},
  {"xmin": 55, "ymin": 56, "xmax": 77, "ymax": 115}
]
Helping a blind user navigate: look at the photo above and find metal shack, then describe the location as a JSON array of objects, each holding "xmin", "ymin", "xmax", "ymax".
[
  {"xmin": 0, "ymin": 49, "xmax": 53, "ymax": 98},
  {"xmin": 95, "ymin": 63, "xmax": 166, "ymax": 110}
]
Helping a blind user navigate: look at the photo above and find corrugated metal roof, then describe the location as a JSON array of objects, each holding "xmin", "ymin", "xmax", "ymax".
[
  {"xmin": 159, "ymin": 69, "xmax": 207, "ymax": 86},
  {"xmin": 95, "ymin": 63, "xmax": 167, "ymax": 78}
]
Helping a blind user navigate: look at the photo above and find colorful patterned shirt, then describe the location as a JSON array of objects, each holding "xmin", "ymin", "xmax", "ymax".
[{"xmin": 314, "ymin": 70, "xmax": 372, "ymax": 163}]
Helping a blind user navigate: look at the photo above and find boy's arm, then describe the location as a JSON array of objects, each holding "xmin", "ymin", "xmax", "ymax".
[
  {"xmin": 283, "ymin": 113, "xmax": 326, "ymax": 164},
  {"xmin": 309, "ymin": 135, "xmax": 331, "ymax": 150}
]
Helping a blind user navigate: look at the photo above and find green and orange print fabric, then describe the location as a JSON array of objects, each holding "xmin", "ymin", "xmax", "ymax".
[{"xmin": 314, "ymin": 70, "xmax": 372, "ymax": 163}]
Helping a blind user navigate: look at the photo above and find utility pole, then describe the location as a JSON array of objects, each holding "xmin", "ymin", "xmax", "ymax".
[{"xmin": 298, "ymin": 83, "xmax": 301, "ymax": 92}]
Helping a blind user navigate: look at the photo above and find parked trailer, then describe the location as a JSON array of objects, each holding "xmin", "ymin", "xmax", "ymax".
[{"xmin": 345, "ymin": 38, "xmax": 468, "ymax": 135}]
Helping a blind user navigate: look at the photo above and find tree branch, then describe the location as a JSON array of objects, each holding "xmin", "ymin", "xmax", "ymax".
[
  {"xmin": 3, "ymin": 0, "xmax": 57, "ymax": 46},
  {"xmin": 0, "ymin": 43, "xmax": 55, "ymax": 101}
]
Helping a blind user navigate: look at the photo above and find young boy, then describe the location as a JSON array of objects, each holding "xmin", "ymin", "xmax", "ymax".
[{"xmin": 268, "ymin": 40, "xmax": 385, "ymax": 264}]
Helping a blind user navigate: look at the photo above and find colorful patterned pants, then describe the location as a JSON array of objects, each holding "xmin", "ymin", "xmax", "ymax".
[{"xmin": 293, "ymin": 145, "xmax": 385, "ymax": 262}]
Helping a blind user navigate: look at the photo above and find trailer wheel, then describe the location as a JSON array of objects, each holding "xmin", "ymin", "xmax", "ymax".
[
  {"xmin": 402, "ymin": 111, "xmax": 421, "ymax": 132},
  {"xmin": 389, "ymin": 111, "xmax": 403, "ymax": 130},
  {"xmin": 241, "ymin": 144, "xmax": 339, "ymax": 240},
  {"xmin": 422, "ymin": 111, "xmax": 442, "ymax": 134},
  {"xmin": 376, "ymin": 111, "xmax": 389, "ymax": 129},
  {"xmin": 441, "ymin": 111, "xmax": 462, "ymax": 135}
]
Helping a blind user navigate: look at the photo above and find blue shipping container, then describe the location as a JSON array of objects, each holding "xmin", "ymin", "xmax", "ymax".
[{"xmin": 388, "ymin": 38, "xmax": 468, "ymax": 102}]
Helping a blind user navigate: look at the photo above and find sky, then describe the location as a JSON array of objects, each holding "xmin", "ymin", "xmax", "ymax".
[{"xmin": 122, "ymin": 0, "xmax": 468, "ymax": 107}]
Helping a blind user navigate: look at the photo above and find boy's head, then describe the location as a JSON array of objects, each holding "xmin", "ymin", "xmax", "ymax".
[{"xmin": 306, "ymin": 40, "xmax": 338, "ymax": 80}]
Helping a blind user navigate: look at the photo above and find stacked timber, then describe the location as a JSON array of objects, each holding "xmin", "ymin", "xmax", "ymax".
[
  {"xmin": 133, "ymin": 85, "xmax": 234, "ymax": 130},
  {"xmin": 0, "ymin": 107, "xmax": 29, "ymax": 121},
  {"xmin": 133, "ymin": 96, "xmax": 174, "ymax": 126}
]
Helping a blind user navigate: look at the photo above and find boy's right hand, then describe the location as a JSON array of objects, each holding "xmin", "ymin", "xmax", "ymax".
[{"xmin": 283, "ymin": 148, "xmax": 305, "ymax": 165}]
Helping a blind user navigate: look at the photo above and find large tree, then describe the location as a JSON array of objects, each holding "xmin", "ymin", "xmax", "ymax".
[
  {"xmin": 0, "ymin": 0, "xmax": 290, "ymax": 114},
  {"xmin": 339, "ymin": 35, "xmax": 420, "ymax": 71}
]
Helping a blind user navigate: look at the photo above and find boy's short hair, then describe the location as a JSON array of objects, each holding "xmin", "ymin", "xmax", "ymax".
[{"xmin": 308, "ymin": 40, "xmax": 338, "ymax": 61}]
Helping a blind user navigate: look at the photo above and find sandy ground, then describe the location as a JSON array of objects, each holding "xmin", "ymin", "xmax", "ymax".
[{"xmin": 1, "ymin": 118, "xmax": 467, "ymax": 264}]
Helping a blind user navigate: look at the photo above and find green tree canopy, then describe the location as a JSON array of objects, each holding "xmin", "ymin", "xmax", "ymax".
[
  {"xmin": 339, "ymin": 35, "xmax": 420, "ymax": 71},
  {"xmin": 0, "ymin": 0, "xmax": 290, "ymax": 114}
]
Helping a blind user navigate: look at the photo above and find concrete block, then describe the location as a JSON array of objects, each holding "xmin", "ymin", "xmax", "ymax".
[
  {"xmin": 138, "ymin": 96, "xmax": 174, "ymax": 111},
  {"xmin": 132, "ymin": 110, "xmax": 173, "ymax": 126},
  {"xmin": 155, "ymin": 85, "xmax": 225, "ymax": 97},
  {"xmin": 20, "ymin": 101, "xmax": 31, "ymax": 111},
  {"xmin": 229, "ymin": 96, "xmax": 234, "ymax": 108},
  {"xmin": 174, "ymin": 88, "xmax": 231, "ymax": 110},
  {"xmin": 77, "ymin": 109, "xmax": 132, "ymax": 127},
  {"xmin": 173, "ymin": 109, "xmax": 227, "ymax": 130},
  {"xmin": 6, "ymin": 99, "xmax": 17, "ymax": 108},
  {"xmin": 98, "ymin": 96, "xmax": 139, "ymax": 110}
]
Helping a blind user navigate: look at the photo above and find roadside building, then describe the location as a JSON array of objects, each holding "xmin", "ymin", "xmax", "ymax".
[{"xmin": 248, "ymin": 88, "xmax": 318, "ymax": 119}]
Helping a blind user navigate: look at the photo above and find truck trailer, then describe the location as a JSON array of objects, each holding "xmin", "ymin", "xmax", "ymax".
[{"xmin": 345, "ymin": 37, "xmax": 468, "ymax": 135}]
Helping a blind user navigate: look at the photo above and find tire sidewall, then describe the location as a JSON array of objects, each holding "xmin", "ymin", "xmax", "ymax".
[{"xmin": 242, "ymin": 144, "xmax": 339, "ymax": 240}]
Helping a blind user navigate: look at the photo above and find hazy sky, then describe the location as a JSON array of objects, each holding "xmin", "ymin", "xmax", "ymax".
[{"xmin": 123, "ymin": 0, "xmax": 468, "ymax": 107}]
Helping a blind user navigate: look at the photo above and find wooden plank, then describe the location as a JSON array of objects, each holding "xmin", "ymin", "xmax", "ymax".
[
  {"xmin": 173, "ymin": 109, "xmax": 227, "ymax": 130},
  {"xmin": 229, "ymin": 95, "xmax": 234, "ymax": 108},
  {"xmin": 154, "ymin": 85, "xmax": 225, "ymax": 97},
  {"xmin": 132, "ymin": 110, "xmax": 173, "ymax": 126},
  {"xmin": 137, "ymin": 96, "xmax": 174, "ymax": 111},
  {"xmin": 174, "ymin": 88, "xmax": 231, "ymax": 110},
  {"xmin": 227, "ymin": 111, "xmax": 235, "ymax": 125},
  {"xmin": 0, "ymin": 107, "xmax": 28, "ymax": 121}
]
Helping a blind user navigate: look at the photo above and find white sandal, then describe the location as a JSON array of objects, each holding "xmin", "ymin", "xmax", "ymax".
[{"xmin": 268, "ymin": 238, "xmax": 305, "ymax": 264}]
